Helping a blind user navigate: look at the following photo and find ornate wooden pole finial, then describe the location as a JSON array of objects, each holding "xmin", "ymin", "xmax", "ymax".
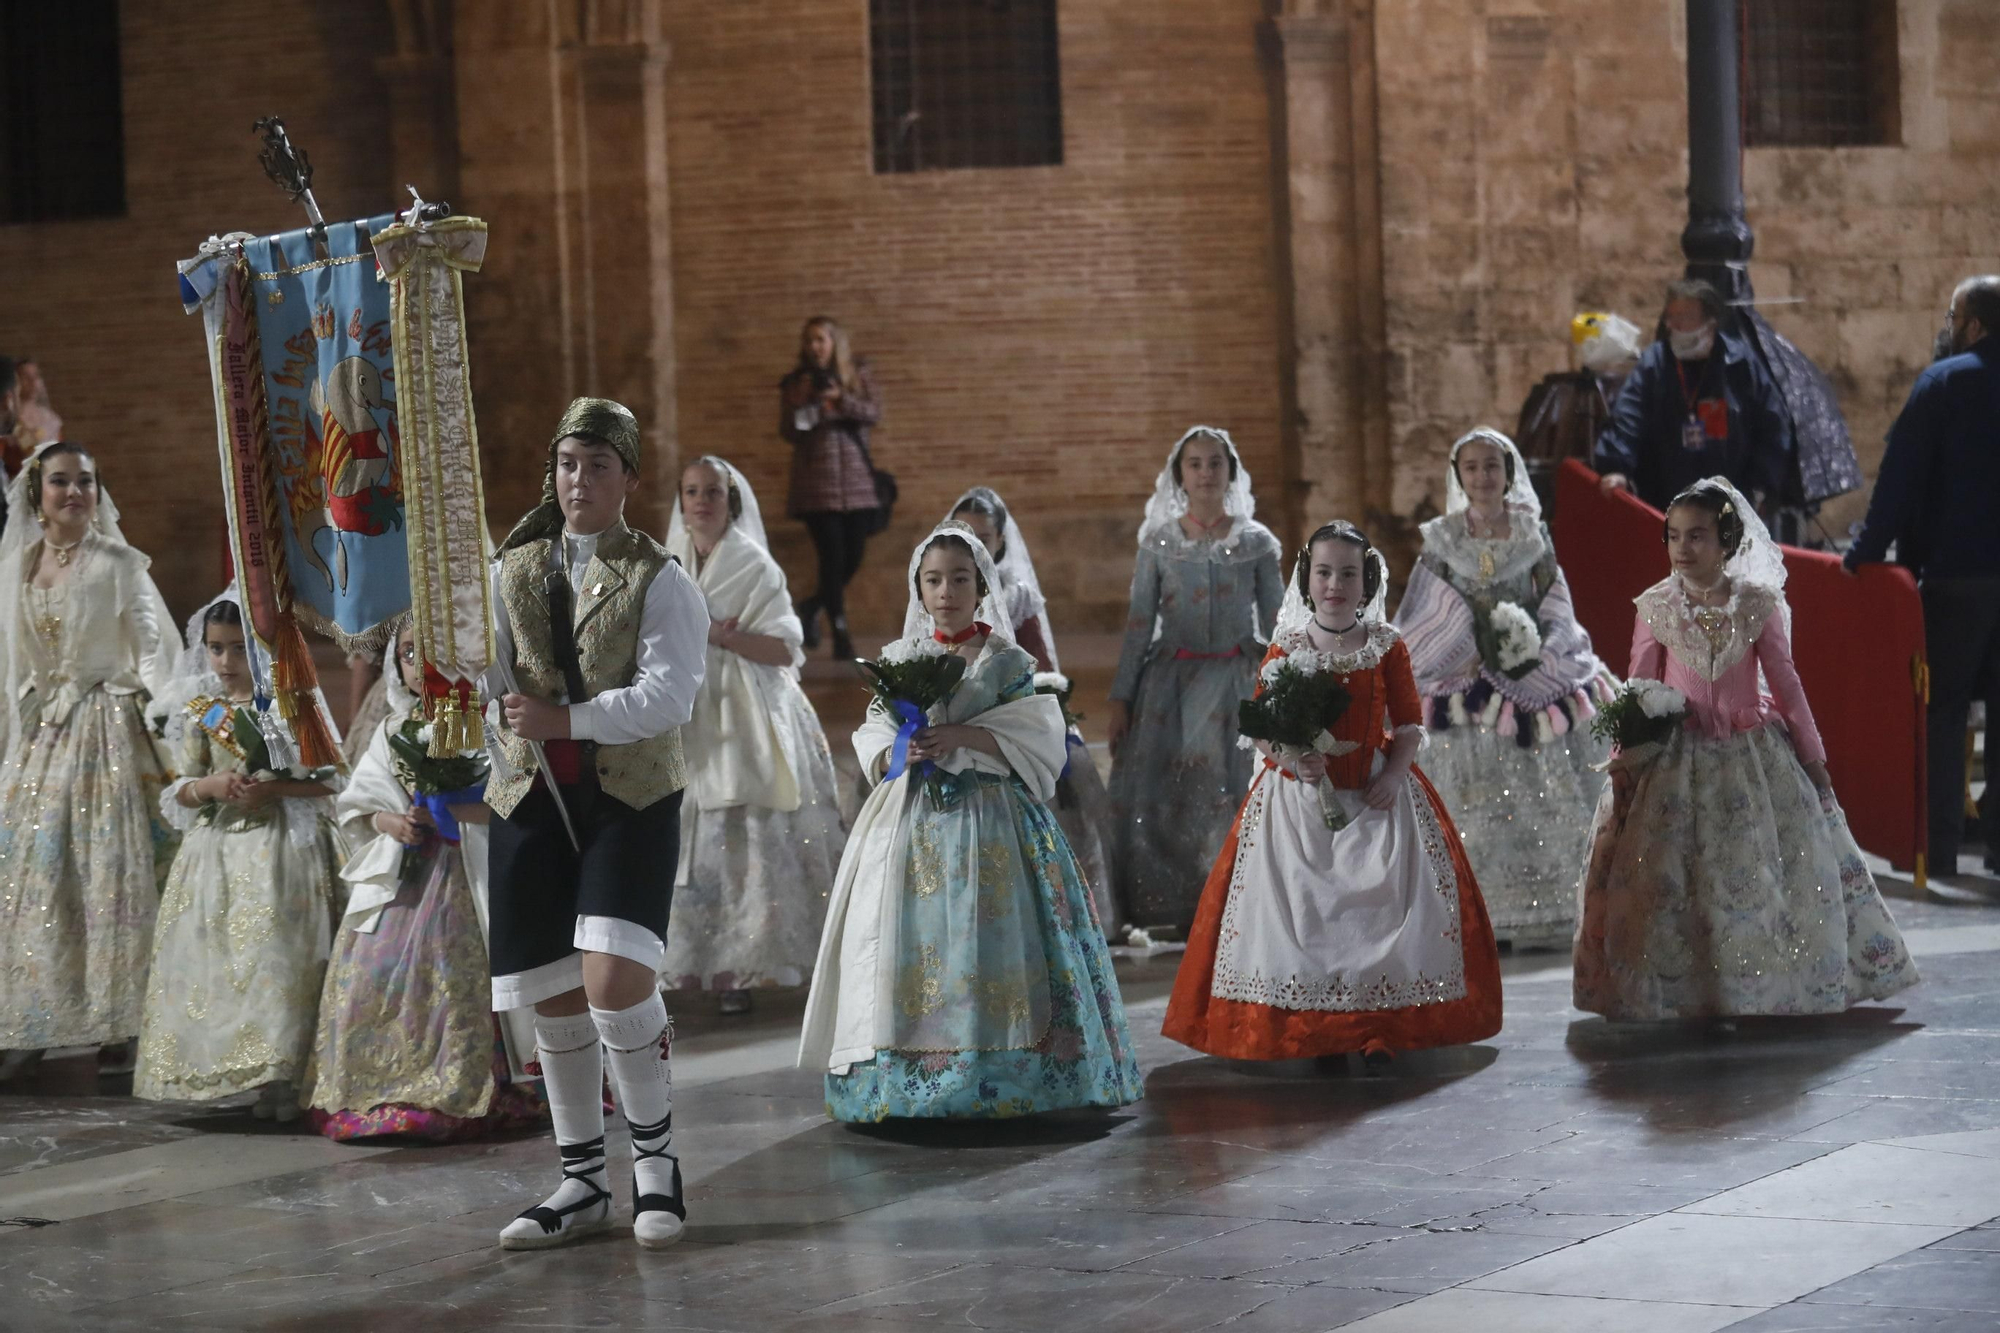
[{"xmin": 252, "ymin": 116, "xmax": 330, "ymax": 257}]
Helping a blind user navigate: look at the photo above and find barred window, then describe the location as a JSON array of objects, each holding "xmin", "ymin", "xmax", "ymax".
[
  {"xmin": 1741, "ymin": 0, "xmax": 1901, "ymax": 148},
  {"xmin": 0, "ymin": 0, "xmax": 125, "ymax": 224},
  {"xmin": 870, "ymin": 0, "xmax": 1063, "ymax": 174}
]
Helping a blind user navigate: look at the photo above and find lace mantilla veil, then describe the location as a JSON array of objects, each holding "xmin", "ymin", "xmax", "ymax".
[
  {"xmin": 1138, "ymin": 426, "xmax": 1257, "ymax": 544},
  {"xmin": 898, "ymin": 519, "xmax": 1013, "ymax": 647},
  {"xmin": 1443, "ymin": 427, "xmax": 1542, "ymax": 521},
  {"xmin": 666, "ymin": 455, "xmax": 770, "ymax": 552},
  {"xmin": 941, "ymin": 486, "xmax": 1054, "ymax": 670},
  {"xmin": 0, "ymin": 442, "xmax": 181, "ymax": 760},
  {"xmin": 156, "ymin": 584, "xmax": 349, "ymax": 780}
]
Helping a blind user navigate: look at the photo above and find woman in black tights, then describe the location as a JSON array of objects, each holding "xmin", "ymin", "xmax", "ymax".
[{"xmin": 778, "ymin": 316, "xmax": 881, "ymax": 659}]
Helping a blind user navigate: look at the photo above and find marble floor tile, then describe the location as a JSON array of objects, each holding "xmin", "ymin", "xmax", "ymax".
[
  {"xmin": 1679, "ymin": 1141, "xmax": 2000, "ymax": 1228},
  {"xmin": 1788, "ymin": 1098, "xmax": 2000, "ymax": 1146},
  {"xmin": 811, "ymin": 1261, "xmax": 1297, "ymax": 1332},
  {"xmin": 1137, "ymin": 1170, "xmax": 1463, "ymax": 1226},
  {"xmin": 1114, "ymin": 1216, "xmax": 1367, "ymax": 1280},
  {"xmin": 801, "ymin": 1194, "xmax": 1264, "ymax": 1272},
  {"xmin": 1812, "ymin": 1062, "xmax": 2000, "ymax": 1103},
  {"xmin": 1193, "ymin": 1285, "xmax": 1419, "ymax": 1332},
  {"xmin": 2, "ymin": 889, "xmax": 1993, "ymax": 1330},
  {"xmin": 1336, "ymin": 1288, "xmax": 1755, "ymax": 1333},
  {"xmin": 1467, "ymin": 1213, "xmax": 1954, "ymax": 1306},
  {"xmin": 1253, "ymin": 1224, "xmax": 1572, "ymax": 1293},
  {"xmin": 1876, "ymin": 1128, "xmax": 2000, "ymax": 1160},
  {"xmin": 0, "ymin": 1130, "xmax": 394, "ymax": 1224},
  {"xmin": 1932, "ymin": 1225, "xmax": 2000, "ymax": 1252},
  {"xmin": 1722, "ymin": 1302, "xmax": 2000, "ymax": 1331},
  {"xmin": 1793, "ymin": 1244, "xmax": 2000, "ymax": 1313},
  {"xmin": 1456, "ymin": 1128, "xmax": 1839, "ymax": 1190},
  {"xmin": 1346, "ymin": 1183, "xmax": 1648, "ymax": 1240}
]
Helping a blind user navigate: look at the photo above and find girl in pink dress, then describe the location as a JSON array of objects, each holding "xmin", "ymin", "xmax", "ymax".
[{"xmin": 1573, "ymin": 478, "xmax": 1917, "ymax": 1020}]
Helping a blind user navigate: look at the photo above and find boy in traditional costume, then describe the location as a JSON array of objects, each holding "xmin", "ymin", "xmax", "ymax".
[{"xmin": 484, "ymin": 398, "xmax": 709, "ymax": 1251}]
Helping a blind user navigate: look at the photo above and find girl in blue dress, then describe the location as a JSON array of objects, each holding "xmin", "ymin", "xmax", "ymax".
[{"xmin": 798, "ymin": 520, "xmax": 1142, "ymax": 1121}]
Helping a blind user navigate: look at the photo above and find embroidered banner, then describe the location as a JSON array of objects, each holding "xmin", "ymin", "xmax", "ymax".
[
  {"xmin": 372, "ymin": 216, "xmax": 495, "ymax": 752},
  {"xmin": 239, "ymin": 216, "xmax": 408, "ymax": 648},
  {"xmin": 179, "ymin": 215, "xmax": 404, "ymax": 767}
]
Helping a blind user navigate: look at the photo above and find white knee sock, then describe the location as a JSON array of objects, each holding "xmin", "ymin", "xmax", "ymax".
[
  {"xmin": 527, "ymin": 1010, "xmax": 608, "ymax": 1215},
  {"xmin": 590, "ymin": 993, "xmax": 682, "ymax": 1217}
]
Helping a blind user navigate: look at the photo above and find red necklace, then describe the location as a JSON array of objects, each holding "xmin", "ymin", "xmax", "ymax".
[
  {"xmin": 934, "ymin": 621, "xmax": 991, "ymax": 646},
  {"xmin": 1184, "ymin": 510, "xmax": 1230, "ymax": 535}
]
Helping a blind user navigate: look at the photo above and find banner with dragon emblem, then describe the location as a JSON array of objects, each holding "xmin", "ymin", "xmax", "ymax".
[
  {"xmin": 181, "ymin": 210, "xmax": 496, "ymax": 762},
  {"xmin": 179, "ymin": 215, "xmax": 402, "ymax": 766},
  {"xmin": 240, "ymin": 215, "xmax": 408, "ymax": 645}
]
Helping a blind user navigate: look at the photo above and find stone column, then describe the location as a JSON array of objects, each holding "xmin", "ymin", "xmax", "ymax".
[
  {"xmin": 1270, "ymin": 0, "xmax": 1392, "ymax": 541},
  {"xmin": 450, "ymin": 0, "xmax": 677, "ymax": 528}
]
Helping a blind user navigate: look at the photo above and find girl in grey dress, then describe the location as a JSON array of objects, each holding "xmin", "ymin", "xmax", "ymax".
[{"xmin": 1106, "ymin": 427, "xmax": 1284, "ymax": 936}]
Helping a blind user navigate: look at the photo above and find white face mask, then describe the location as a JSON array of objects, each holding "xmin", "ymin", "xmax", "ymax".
[{"xmin": 1669, "ymin": 325, "xmax": 1715, "ymax": 361}]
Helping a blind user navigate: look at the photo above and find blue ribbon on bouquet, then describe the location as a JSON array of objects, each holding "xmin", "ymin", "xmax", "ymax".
[
  {"xmin": 1061, "ymin": 731, "xmax": 1088, "ymax": 781},
  {"xmin": 414, "ymin": 781, "xmax": 487, "ymax": 844},
  {"xmin": 881, "ymin": 699, "xmax": 930, "ymax": 783}
]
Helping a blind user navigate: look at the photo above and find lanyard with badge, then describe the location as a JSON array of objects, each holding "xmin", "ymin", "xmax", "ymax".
[{"xmin": 1675, "ymin": 357, "xmax": 1729, "ymax": 451}]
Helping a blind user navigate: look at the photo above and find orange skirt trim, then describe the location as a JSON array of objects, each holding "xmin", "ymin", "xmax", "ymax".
[{"xmin": 1162, "ymin": 766, "xmax": 1503, "ymax": 1061}]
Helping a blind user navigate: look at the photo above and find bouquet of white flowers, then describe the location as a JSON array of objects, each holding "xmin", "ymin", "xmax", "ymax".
[
  {"xmin": 1589, "ymin": 679, "xmax": 1687, "ymax": 751},
  {"xmin": 856, "ymin": 636, "xmax": 969, "ymax": 786},
  {"xmin": 1033, "ymin": 671, "xmax": 1081, "ymax": 731},
  {"xmin": 1238, "ymin": 652, "xmax": 1360, "ymax": 832},
  {"xmin": 1477, "ymin": 600, "xmax": 1543, "ymax": 680},
  {"xmin": 858, "ymin": 635, "xmax": 967, "ymax": 715}
]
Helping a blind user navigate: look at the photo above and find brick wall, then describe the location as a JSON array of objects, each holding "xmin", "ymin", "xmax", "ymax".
[
  {"xmin": 0, "ymin": 2, "xmax": 395, "ymax": 621},
  {"xmin": 4, "ymin": 0, "xmax": 1994, "ymax": 641},
  {"xmin": 658, "ymin": 0, "xmax": 1287, "ymax": 634}
]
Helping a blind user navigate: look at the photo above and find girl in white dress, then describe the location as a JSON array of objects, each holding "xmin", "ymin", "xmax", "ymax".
[
  {"xmin": 0, "ymin": 442, "xmax": 181, "ymax": 1078},
  {"xmin": 662, "ymin": 456, "xmax": 845, "ymax": 1014},
  {"xmin": 1165, "ymin": 522, "xmax": 1503, "ymax": 1066},
  {"xmin": 135, "ymin": 591, "xmax": 345, "ymax": 1118}
]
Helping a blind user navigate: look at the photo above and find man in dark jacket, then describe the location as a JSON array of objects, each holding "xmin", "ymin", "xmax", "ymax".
[
  {"xmin": 1847, "ymin": 275, "xmax": 2000, "ymax": 879},
  {"xmin": 1595, "ymin": 278, "xmax": 1794, "ymax": 510}
]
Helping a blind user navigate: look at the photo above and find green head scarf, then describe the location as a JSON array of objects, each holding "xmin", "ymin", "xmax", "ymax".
[{"xmin": 498, "ymin": 396, "xmax": 643, "ymax": 553}]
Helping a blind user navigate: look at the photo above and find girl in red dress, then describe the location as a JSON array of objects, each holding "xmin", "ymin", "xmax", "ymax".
[{"xmin": 1164, "ymin": 521, "xmax": 1502, "ymax": 1067}]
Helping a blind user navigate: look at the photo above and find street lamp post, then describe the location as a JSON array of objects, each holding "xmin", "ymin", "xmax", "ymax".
[{"xmin": 1681, "ymin": 0, "xmax": 1754, "ymax": 304}]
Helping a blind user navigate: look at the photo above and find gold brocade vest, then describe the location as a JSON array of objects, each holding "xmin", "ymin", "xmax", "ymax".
[{"xmin": 486, "ymin": 523, "xmax": 688, "ymax": 818}]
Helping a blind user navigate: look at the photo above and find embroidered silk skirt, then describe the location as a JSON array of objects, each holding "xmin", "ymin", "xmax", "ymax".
[
  {"xmin": 1573, "ymin": 721, "xmax": 1918, "ymax": 1020},
  {"xmin": 0, "ymin": 690, "xmax": 176, "ymax": 1050}
]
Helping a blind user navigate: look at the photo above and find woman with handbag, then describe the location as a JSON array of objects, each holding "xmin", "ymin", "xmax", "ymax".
[{"xmin": 780, "ymin": 315, "xmax": 886, "ymax": 660}]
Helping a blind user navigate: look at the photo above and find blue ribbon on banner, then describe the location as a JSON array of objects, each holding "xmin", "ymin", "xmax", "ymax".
[
  {"xmin": 881, "ymin": 699, "xmax": 928, "ymax": 783},
  {"xmin": 414, "ymin": 782, "xmax": 487, "ymax": 844}
]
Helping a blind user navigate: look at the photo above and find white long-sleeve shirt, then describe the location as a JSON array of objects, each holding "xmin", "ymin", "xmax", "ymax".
[{"xmin": 487, "ymin": 529, "xmax": 709, "ymax": 744}]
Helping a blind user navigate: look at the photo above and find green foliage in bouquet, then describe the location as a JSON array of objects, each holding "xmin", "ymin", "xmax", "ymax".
[
  {"xmin": 1238, "ymin": 662, "xmax": 1353, "ymax": 748},
  {"xmin": 229, "ymin": 708, "xmax": 274, "ymax": 776},
  {"xmin": 855, "ymin": 653, "xmax": 968, "ymax": 715},
  {"xmin": 1588, "ymin": 681, "xmax": 1687, "ymax": 751},
  {"xmin": 1033, "ymin": 672, "xmax": 1083, "ymax": 732},
  {"xmin": 389, "ymin": 715, "xmax": 490, "ymax": 795}
]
